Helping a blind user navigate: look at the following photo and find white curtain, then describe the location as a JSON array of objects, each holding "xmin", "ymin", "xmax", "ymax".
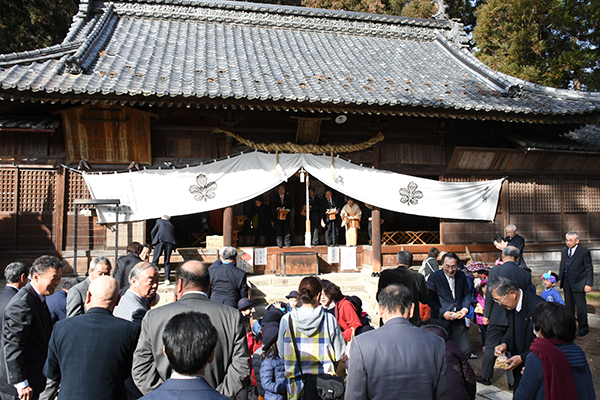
[{"xmin": 83, "ymin": 152, "xmax": 503, "ymax": 224}]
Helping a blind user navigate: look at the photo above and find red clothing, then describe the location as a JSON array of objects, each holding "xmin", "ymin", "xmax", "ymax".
[{"xmin": 334, "ymin": 297, "xmax": 363, "ymax": 342}]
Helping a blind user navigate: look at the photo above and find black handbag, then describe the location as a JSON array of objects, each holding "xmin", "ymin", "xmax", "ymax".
[{"xmin": 288, "ymin": 317, "xmax": 345, "ymax": 400}]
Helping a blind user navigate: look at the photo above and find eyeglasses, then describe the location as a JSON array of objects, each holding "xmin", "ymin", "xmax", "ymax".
[{"xmin": 493, "ymin": 293, "xmax": 508, "ymax": 305}]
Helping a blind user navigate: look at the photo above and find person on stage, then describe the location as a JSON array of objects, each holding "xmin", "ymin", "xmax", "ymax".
[
  {"xmin": 273, "ymin": 185, "xmax": 292, "ymax": 248},
  {"xmin": 321, "ymin": 190, "xmax": 340, "ymax": 246},
  {"xmin": 341, "ymin": 198, "xmax": 361, "ymax": 246}
]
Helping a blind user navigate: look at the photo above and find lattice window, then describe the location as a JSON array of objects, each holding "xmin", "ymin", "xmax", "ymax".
[
  {"xmin": 18, "ymin": 170, "xmax": 56, "ymax": 212},
  {"xmin": 0, "ymin": 169, "xmax": 16, "ymax": 212},
  {"xmin": 536, "ymin": 178, "xmax": 561, "ymax": 213},
  {"xmin": 509, "ymin": 179, "xmax": 534, "ymax": 213},
  {"xmin": 562, "ymin": 179, "xmax": 587, "ymax": 213},
  {"xmin": 588, "ymin": 179, "xmax": 600, "ymax": 212},
  {"xmin": 67, "ymin": 172, "xmax": 91, "ymax": 212}
]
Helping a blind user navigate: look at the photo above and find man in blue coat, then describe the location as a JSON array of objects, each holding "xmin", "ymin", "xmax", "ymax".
[
  {"xmin": 151, "ymin": 215, "xmax": 177, "ymax": 285},
  {"xmin": 140, "ymin": 311, "xmax": 228, "ymax": 400},
  {"xmin": 427, "ymin": 252, "xmax": 472, "ymax": 357},
  {"xmin": 44, "ymin": 276, "xmax": 140, "ymax": 400}
]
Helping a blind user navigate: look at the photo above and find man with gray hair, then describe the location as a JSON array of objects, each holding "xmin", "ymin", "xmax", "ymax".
[
  {"xmin": 66, "ymin": 256, "xmax": 112, "ymax": 318},
  {"xmin": 114, "ymin": 262, "xmax": 159, "ymax": 326},
  {"xmin": 559, "ymin": 232, "xmax": 594, "ymax": 337},
  {"xmin": 0, "ymin": 262, "xmax": 29, "ymax": 317},
  {"xmin": 209, "ymin": 247, "xmax": 248, "ymax": 308},
  {"xmin": 151, "ymin": 215, "xmax": 177, "ymax": 285},
  {"xmin": 488, "ymin": 276, "xmax": 544, "ymax": 391},
  {"xmin": 505, "ymin": 224, "xmax": 527, "ymax": 269},
  {"xmin": 346, "ymin": 284, "xmax": 448, "ymax": 399},
  {"xmin": 376, "ymin": 251, "xmax": 428, "ymax": 325}
]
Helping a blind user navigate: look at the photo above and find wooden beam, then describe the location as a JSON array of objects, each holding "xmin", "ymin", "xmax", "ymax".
[
  {"xmin": 223, "ymin": 136, "xmax": 233, "ymax": 246},
  {"xmin": 372, "ymin": 208, "xmax": 382, "ymax": 273},
  {"xmin": 52, "ymin": 166, "xmax": 67, "ymax": 256}
]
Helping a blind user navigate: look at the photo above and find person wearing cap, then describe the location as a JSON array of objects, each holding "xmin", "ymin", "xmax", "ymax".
[
  {"xmin": 541, "ymin": 272, "xmax": 564, "ymax": 305},
  {"xmin": 238, "ymin": 298, "xmax": 260, "ymax": 356},
  {"xmin": 285, "ymin": 291, "xmax": 299, "ymax": 311},
  {"xmin": 260, "ymin": 323, "xmax": 285, "ymax": 400}
]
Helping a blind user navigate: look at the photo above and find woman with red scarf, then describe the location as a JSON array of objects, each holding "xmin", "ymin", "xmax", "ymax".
[
  {"xmin": 514, "ymin": 302, "xmax": 595, "ymax": 400},
  {"xmin": 321, "ymin": 280, "xmax": 362, "ymax": 342}
]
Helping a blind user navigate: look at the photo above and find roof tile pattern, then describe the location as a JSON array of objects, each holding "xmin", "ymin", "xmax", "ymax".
[{"xmin": 0, "ymin": 0, "xmax": 599, "ymax": 118}]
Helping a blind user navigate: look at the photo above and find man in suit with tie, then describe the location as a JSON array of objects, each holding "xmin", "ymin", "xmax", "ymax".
[
  {"xmin": 427, "ymin": 252, "xmax": 472, "ymax": 357},
  {"xmin": 477, "ymin": 246, "xmax": 532, "ymax": 386},
  {"xmin": 505, "ymin": 225, "xmax": 527, "ymax": 269},
  {"xmin": 44, "ymin": 276, "xmax": 140, "ymax": 400},
  {"xmin": 273, "ymin": 185, "xmax": 293, "ymax": 248},
  {"xmin": 559, "ymin": 232, "xmax": 594, "ymax": 337},
  {"xmin": 489, "ymin": 276, "xmax": 544, "ymax": 391},
  {"xmin": 151, "ymin": 215, "xmax": 177, "ymax": 285},
  {"xmin": 139, "ymin": 312, "xmax": 229, "ymax": 400},
  {"xmin": 321, "ymin": 189, "xmax": 340, "ymax": 246},
  {"xmin": 132, "ymin": 260, "xmax": 250, "ymax": 397},
  {"xmin": 0, "ymin": 262, "xmax": 29, "ymax": 317},
  {"xmin": 0, "ymin": 255, "xmax": 62, "ymax": 400}
]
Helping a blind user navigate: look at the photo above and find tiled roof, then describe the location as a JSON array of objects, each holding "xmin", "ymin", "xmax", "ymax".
[
  {"xmin": 0, "ymin": 117, "xmax": 60, "ymax": 130},
  {"xmin": 562, "ymin": 124, "xmax": 600, "ymax": 149},
  {"xmin": 0, "ymin": 0, "xmax": 599, "ymax": 121}
]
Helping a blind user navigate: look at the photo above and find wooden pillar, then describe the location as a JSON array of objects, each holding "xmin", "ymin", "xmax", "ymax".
[
  {"xmin": 53, "ymin": 166, "xmax": 67, "ymax": 256},
  {"xmin": 223, "ymin": 136, "xmax": 234, "ymax": 246},
  {"xmin": 371, "ymin": 144, "xmax": 382, "ymax": 273},
  {"xmin": 372, "ymin": 207, "xmax": 382, "ymax": 273}
]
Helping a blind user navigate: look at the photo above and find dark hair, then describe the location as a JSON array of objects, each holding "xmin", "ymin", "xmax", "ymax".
[
  {"xmin": 298, "ymin": 276, "xmax": 322, "ymax": 306},
  {"xmin": 30, "ymin": 255, "xmax": 62, "ymax": 276},
  {"xmin": 163, "ymin": 312, "xmax": 218, "ymax": 375},
  {"xmin": 261, "ymin": 342, "xmax": 280, "ymax": 361},
  {"xmin": 531, "ymin": 302, "xmax": 576, "ymax": 343},
  {"xmin": 488, "ymin": 276, "xmax": 519, "ymax": 297},
  {"xmin": 428, "ymin": 247, "xmax": 440, "ymax": 258},
  {"xmin": 441, "ymin": 252, "xmax": 460, "ymax": 265},
  {"xmin": 476, "ymin": 281, "xmax": 488, "ymax": 296},
  {"xmin": 322, "ymin": 280, "xmax": 344, "ymax": 302},
  {"xmin": 493, "ymin": 234, "xmax": 505, "ymax": 244},
  {"xmin": 127, "ymin": 242, "xmax": 143, "ymax": 254},
  {"xmin": 502, "ymin": 246, "xmax": 520, "ymax": 259},
  {"xmin": 396, "ymin": 251, "xmax": 413, "ymax": 267},
  {"xmin": 378, "ymin": 284, "xmax": 413, "ymax": 315},
  {"xmin": 4, "ymin": 262, "xmax": 29, "ymax": 283},
  {"xmin": 177, "ymin": 261, "xmax": 210, "ymax": 292},
  {"xmin": 62, "ymin": 277, "xmax": 82, "ymax": 291}
]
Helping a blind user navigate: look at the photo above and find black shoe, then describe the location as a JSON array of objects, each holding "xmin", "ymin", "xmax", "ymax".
[
  {"xmin": 577, "ymin": 330, "xmax": 589, "ymax": 337},
  {"xmin": 475, "ymin": 376, "xmax": 491, "ymax": 386},
  {"xmin": 509, "ymin": 384, "xmax": 515, "ymax": 391}
]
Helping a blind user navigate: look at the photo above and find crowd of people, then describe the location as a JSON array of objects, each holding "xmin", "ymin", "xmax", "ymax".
[{"xmin": 0, "ymin": 225, "xmax": 596, "ymax": 400}]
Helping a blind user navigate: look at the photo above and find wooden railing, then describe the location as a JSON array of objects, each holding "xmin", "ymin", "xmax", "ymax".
[{"xmin": 382, "ymin": 231, "xmax": 440, "ymax": 245}]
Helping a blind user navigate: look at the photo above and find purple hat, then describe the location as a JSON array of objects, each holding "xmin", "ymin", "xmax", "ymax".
[
  {"xmin": 286, "ymin": 290, "xmax": 299, "ymax": 299},
  {"xmin": 466, "ymin": 261, "xmax": 488, "ymax": 273},
  {"xmin": 237, "ymin": 298, "xmax": 254, "ymax": 311},
  {"xmin": 261, "ymin": 307, "xmax": 284, "ymax": 326}
]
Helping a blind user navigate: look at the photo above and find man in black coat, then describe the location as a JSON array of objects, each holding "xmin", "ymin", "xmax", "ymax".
[
  {"xmin": 321, "ymin": 189, "xmax": 341, "ymax": 246},
  {"xmin": 113, "ymin": 241, "xmax": 143, "ymax": 294},
  {"xmin": 308, "ymin": 187, "xmax": 321, "ymax": 246},
  {"xmin": 477, "ymin": 246, "xmax": 532, "ymax": 386},
  {"xmin": 273, "ymin": 185, "xmax": 293, "ymax": 248},
  {"xmin": 489, "ymin": 276, "xmax": 545, "ymax": 391},
  {"xmin": 0, "ymin": 255, "xmax": 62, "ymax": 400},
  {"xmin": 559, "ymin": 232, "xmax": 594, "ymax": 337},
  {"xmin": 44, "ymin": 276, "xmax": 140, "ymax": 400},
  {"xmin": 151, "ymin": 215, "xmax": 177, "ymax": 284},
  {"xmin": 427, "ymin": 252, "xmax": 472, "ymax": 357},
  {"xmin": 505, "ymin": 224, "xmax": 527, "ymax": 269},
  {"xmin": 250, "ymin": 198, "xmax": 274, "ymax": 246},
  {"xmin": 377, "ymin": 250, "xmax": 428, "ymax": 325},
  {"xmin": 209, "ymin": 247, "xmax": 249, "ymax": 308},
  {"xmin": 0, "ymin": 262, "xmax": 29, "ymax": 317}
]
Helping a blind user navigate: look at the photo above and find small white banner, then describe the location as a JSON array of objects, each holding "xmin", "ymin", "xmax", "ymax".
[
  {"xmin": 328, "ymin": 246, "xmax": 340, "ymax": 264},
  {"xmin": 340, "ymin": 247, "xmax": 357, "ymax": 271},
  {"xmin": 236, "ymin": 248, "xmax": 254, "ymax": 273},
  {"xmin": 254, "ymin": 248, "xmax": 267, "ymax": 265}
]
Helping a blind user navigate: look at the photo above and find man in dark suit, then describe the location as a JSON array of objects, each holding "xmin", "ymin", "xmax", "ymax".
[
  {"xmin": 44, "ymin": 276, "xmax": 140, "ymax": 400},
  {"xmin": 427, "ymin": 252, "xmax": 472, "ymax": 357},
  {"xmin": 377, "ymin": 250, "xmax": 428, "ymax": 325},
  {"xmin": 477, "ymin": 246, "xmax": 532, "ymax": 386},
  {"xmin": 477, "ymin": 246, "xmax": 531, "ymax": 385},
  {"xmin": 132, "ymin": 260, "xmax": 250, "ymax": 397},
  {"xmin": 66, "ymin": 256, "xmax": 112, "ymax": 318},
  {"xmin": 208, "ymin": 247, "xmax": 249, "ymax": 309},
  {"xmin": 114, "ymin": 262, "xmax": 159, "ymax": 326},
  {"xmin": 113, "ymin": 241, "xmax": 143, "ymax": 294},
  {"xmin": 46, "ymin": 277, "xmax": 80, "ymax": 325},
  {"xmin": 0, "ymin": 262, "xmax": 29, "ymax": 316},
  {"xmin": 559, "ymin": 231, "xmax": 594, "ymax": 337},
  {"xmin": 249, "ymin": 198, "xmax": 274, "ymax": 246},
  {"xmin": 273, "ymin": 185, "xmax": 293, "ymax": 248},
  {"xmin": 151, "ymin": 215, "xmax": 177, "ymax": 285},
  {"xmin": 139, "ymin": 312, "xmax": 229, "ymax": 400},
  {"xmin": 308, "ymin": 187, "xmax": 321, "ymax": 246},
  {"xmin": 489, "ymin": 276, "xmax": 545, "ymax": 391},
  {"xmin": 0, "ymin": 255, "xmax": 62, "ymax": 400},
  {"xmin": 505, "ymin": 224, "xmax": 527, "ymax": 269},
  {"xmin": 346, "ymin": 284, "xmax": 448, "ymax": 400},
  {"xmin": 321, "ymin": 189, "xmax": 341, "ymax": 246}
]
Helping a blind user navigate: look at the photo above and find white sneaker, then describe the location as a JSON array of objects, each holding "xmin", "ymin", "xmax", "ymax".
[
  {"xmin": 470, "ymin": 353, "xmax": 477, "ymax": 359},
  {"xmin": 164, "ymin": 279, "xmax": 171, "ymax": 285}
]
